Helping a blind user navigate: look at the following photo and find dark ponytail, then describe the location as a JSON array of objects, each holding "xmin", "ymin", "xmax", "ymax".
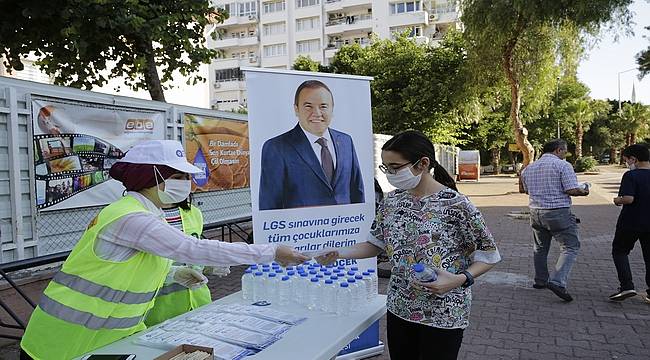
[{"xmin": 382, "ymin": 130, "xmax": 458, "ymax": 192}]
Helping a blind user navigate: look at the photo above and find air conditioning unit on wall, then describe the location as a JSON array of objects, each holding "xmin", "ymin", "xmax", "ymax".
[
  {"xmin": 429, "ymin": 13, "xmax": 437, "ymax": 21},
  {"xmin": 213, "ymin": 83, "xmax": 221, "ymax": 89}
]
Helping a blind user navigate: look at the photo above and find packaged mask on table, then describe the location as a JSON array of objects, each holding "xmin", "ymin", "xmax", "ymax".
[
  {"xmin": 241, "ymin": 305, "xmax": 307, "ymax": 325},
  {"xmin": 207, "ymin": 312, "xmax": 291, "ymax": 336},
  {"xmin": 195, "ymin": 322, "xmax": 278, "ymax": 350}
]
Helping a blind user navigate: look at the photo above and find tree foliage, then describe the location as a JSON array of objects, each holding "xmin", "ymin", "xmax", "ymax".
[
  {"xmin": 0, "ymin": 0, "xmax": 226, "ymax": 102},
  {"xmin": 637, "ymin": 26, "xmax": 650, "ymax": 79},
  {"xmin": 300, "ymin": 32, "xmax": 471, "ymax": 143},
  {"xmin": 461, "ymin": 0, "xmax": 633, "ymax": 166}
]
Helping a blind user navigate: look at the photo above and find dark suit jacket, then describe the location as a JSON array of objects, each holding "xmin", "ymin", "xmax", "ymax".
[{"xmin": 259, "ymin": 124, "xmax": 365, "ymax": 210}]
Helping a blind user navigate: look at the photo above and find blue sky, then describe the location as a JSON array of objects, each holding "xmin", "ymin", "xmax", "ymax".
[{"xmin": 578, "ymin": 0, "xmax": 650, "ymax": 105}]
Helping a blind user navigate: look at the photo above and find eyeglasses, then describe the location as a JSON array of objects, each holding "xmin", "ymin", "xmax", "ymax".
[{"xmin": 379, "ymin": 159, "xmax": 421, "ymax": 175}]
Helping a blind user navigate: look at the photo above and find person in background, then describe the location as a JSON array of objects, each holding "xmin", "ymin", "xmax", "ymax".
[
  {"xmin": 317, "ymin": 130, "xmax": 501, "ymax": 360},
  {"xmin": 144, "ymin": 194, "xmax": 225, "ymax": 326},
  {"xmin": 609, "ymin": 144, "xmax": 650, "ymax": 302},
  {"xmin": 20, "ymin": 140, "xmax": 308, "ymax": 360},
  {"xmin": 519, "ymin": 139, "xmax": 589, "ymax": 302}
]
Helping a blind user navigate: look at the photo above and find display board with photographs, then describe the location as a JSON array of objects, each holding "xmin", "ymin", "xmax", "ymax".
[{"xmin": 34, "ymin": 134, "xmax": 124, "ymax": 209}]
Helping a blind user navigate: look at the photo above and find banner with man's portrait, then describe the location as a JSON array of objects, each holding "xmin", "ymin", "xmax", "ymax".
[{"xmin": 32, "ymin": 98, "xmax": 165, "ymax": 211}]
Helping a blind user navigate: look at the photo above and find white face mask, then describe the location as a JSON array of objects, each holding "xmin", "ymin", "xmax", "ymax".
[
  {"xmin": 627, "ymin": 161, "xmax": 637, "ymax": 170},
  {"xmin": 385, "ymin": 162, "xmax": 423, "ymax": 190},
  {"xmin": 154, "ymin": 166, "xmax": 192, "ymax": 204}
]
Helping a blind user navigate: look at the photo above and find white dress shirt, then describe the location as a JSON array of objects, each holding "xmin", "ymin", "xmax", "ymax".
[
  {"xmin": 93, "ymin": 191, "xmax": 277, "ymax": 265},
  {"xmin": 300, "ymin": 125, "xmax": 337, "ymax": 170}
]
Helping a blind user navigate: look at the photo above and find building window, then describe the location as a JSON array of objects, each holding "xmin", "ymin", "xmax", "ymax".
[
  {"xmin": 296, "ymin": 39, "xmax": 320, "ymax": 54},
  {"xmin": 263, "ymin": 0, "xmax": 286, "ymax": 14},
  {"xmin": 215, "ymin": 68, "xmax": 244, "ymax": 82},
  {"xmin": 434, "ymin": 0, "xmax": 455, "ymax": 14},
  {"xmin": 389, "ymin": 1, "xmax": 421, "ymax": 14},
  {"xmin": 217, "ymin": 2, "xmax": 236, "ymax": 16},
  {"xmin": 390, "ymin": 26, "xmax": 422, "ymax": 38},
  {"xmin": 296, "ymin": 0, "xmax": 319, "ymax": 8},
  {"xmin": 264, "ymin": 43, "xmax": 287, "ymax": 57},
  {"xmin": 238, "ymin": 1, "xmax": 257, "ymax": 17},
  {"xmin": 296, "ymin": 16, "xmax": 320, "ymax": 32},
  {"xmin": 263, "ymin": 21, "xmax": 287, "ymax": 36}
]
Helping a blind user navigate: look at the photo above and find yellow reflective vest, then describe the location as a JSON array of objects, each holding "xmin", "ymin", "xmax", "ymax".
[
  {"xmin": 21, "ymin": 196, "xmax": 172, "ymax": 360},
  {"xmin": 144, "ymin": 205, "xmax": 212, "ymax": 327}
]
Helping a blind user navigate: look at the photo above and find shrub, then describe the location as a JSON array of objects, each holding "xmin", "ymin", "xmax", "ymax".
[{"xmin": 574, "ymin": 156, "xmax": 598, "ymax": 172}]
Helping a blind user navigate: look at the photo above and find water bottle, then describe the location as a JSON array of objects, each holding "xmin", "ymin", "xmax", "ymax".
[
  {"xmin": 253, "ymin": 271, "xmax": 264, "ymax": 301},
  {"xmin": 361, "ymin": 272, "xmax": 373, "ymax": 301},
  {"xmin": 278, "ymin": 276, "xmax": 291, "ymax": 306},
  {"xmin": 241, "ymin": 269, "xmax": 254, "ymax": 300},
  {"xmin": 354, "ymin": 274, "xmax": 368, "ymax": 303},
  {"xmin": 322, "ymin": 279, "xmax": 336, "ymax": 313},
  {"xmin": 307, "ymin": 278, "xmax": 321, "ymax": 311},
  {"xmin": 346, "ymin": 278, "xmax": 361, "ymax": 310},
  {"xmin": 367, "ymin": 268, "xmax": 379, "ymax": 298},
  {"xmin": 266, "ymin": 273, "xmax": 279, "ymax": 302},
  {"xmin": 296, "ymin": 272, "xmax": 309, "ymax": 305},
  {"xmin": 296, "ymin": 265, "xmax": 305, "ymax": 273},
  {"xmin": 411, "ymin": 263, "xmax": 437, "ymax": 283},
  {"xmin": 336, "ymin": 283, "xmax": 352, "ymax": 316}
]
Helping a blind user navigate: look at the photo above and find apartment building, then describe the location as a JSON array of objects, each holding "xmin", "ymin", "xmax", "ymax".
[{"xmin": 209, "ymin": 0, "xmax": 460, "ymax": 111}]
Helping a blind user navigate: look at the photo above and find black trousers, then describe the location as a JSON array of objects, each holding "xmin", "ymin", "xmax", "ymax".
[
  {"xmin": 612, "ymin": 228, "xmax": 650, "ymax": 291},
  {"xmin": 386, "ymin": 311, "xmax": 464, "ymax": 360},
  {"xmin": 20, "ymin": 349, "xmax": 33, "ymax": 360}
]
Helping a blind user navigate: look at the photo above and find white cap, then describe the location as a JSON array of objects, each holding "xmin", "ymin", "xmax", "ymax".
[{"xmin": 116, "ymin": 140, "xmax": 202, "ymax": 174}]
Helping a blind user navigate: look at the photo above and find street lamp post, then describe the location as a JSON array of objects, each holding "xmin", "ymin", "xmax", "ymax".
[
  {"xmin": 618, "ymin": 67, "xmax": 637, "ymax": 112},
  {"xmin": 556, "ymin": 76, "xmax": 560, "ymax": 139}
]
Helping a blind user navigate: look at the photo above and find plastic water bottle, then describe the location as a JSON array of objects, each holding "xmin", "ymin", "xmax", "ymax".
[
  {"xmin": 296, "ymin": 272, "xmax": 309, "ymax": 305},
  {"xmin": 367, "ymin": 268, "xmax": 379, "ymax": 298},
  {"xmin": 266, "ymin": 273, "xmax": 279, "ymax": 302},
  {"xmin": 253, "ymin": 271, "xmax": 264, "ymax": 301},
  {"xmin": 241, "ymin": 269, "xmax": 254, "ymax": 300},
  {"xmin": 307, "ymin": 278, "xmax": 321, "ymax": 311},
  {"xmin": 354, "ymin": 274, "xmax": 368, "ymax": 303},
  {"xmin": 361, "ymin": 272, "xmax": 373, "ymax": 301},
  {"xmin": 278, "ymin": 276, "xmax": 291, "ymax": 306},
  {"xmin": 336, "ymin": 283, "xmax": 352, "ymax": 316},
  {"xmin": 411, "ymin": 263, "xmax": 437, "ymax": 283},
  {"xmin": 321, "ymin": 279, "xmax": 336, "ymax": 312},
  {"xmin": 346, "ymin": 278, "xmax": 361, "ymax": 310}
]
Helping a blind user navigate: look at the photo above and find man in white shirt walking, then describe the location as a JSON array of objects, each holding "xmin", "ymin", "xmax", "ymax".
[{"xmin": 520, "ymin": 139, "xmax": 589, "ymax": 302}]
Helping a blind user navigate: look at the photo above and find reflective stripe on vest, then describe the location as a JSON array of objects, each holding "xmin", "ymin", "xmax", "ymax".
[
  {"xmin": 38, "ymin": 294, "xmax": 142, "ymax": 330},
  {"xmin": 52, "ymin": 271, "xmax": 157, "ymax": 305},
  {"xmin": 156, "ymin": 283, "xmax": 187, "ymax": 297}
]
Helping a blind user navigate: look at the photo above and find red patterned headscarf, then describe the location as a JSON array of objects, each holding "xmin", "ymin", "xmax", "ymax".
[{"xmin": 109, "ymin": 163, "xmax": 178, "ymax": 191}]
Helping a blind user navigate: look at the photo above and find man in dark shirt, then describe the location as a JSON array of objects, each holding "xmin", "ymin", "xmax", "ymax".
[{"xmin": 609, "ymin": 144, "xmax": 650, "ymax": 302}]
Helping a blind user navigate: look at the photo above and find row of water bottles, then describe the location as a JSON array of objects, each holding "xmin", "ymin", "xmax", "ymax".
[{"xmin": 241, "ymin": 262, "xmax": 378, "ymax": 315}]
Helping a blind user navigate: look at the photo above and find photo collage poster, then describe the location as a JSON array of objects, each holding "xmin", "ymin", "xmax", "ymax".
[{"xmin": 32, "ymin": 98, "xmax": 165, "ymax": 211}]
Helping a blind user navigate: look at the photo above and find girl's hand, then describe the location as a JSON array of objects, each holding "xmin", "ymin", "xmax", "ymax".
[
  {"xmin": 414, "ymin": 267, "xmax": 466, "ymax": 296},
  {"xmin": 315, "ymin": 251, "xmax": 339, "ymax": 265}
]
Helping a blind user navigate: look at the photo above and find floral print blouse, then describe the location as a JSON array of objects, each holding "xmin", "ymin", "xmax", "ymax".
[{"xmin": 368, "ymin": 188, "xmax": 501, "ymax": 329}]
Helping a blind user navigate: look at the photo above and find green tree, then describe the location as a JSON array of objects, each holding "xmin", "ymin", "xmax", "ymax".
[
  {"xmin": 619, "ymin": 102, "xmax": 650, "ymax": 145},
  {"xmin": 292, "ymin": 55, "xmax": 331, "ymax": 72},
  {"xmin": 0, "ymin": 0, "xmax": 226, "ymax": 102},
  {"xmin": 637, "ymin": 26, "xmax": 650, "ymax": 78},
  {"xmin": 462, "ymin": 0, "xmax": 632, "ymax": 166},
  {"xmin": 564, "ymin": 99, "xmax": 611, "ymax": 158}
]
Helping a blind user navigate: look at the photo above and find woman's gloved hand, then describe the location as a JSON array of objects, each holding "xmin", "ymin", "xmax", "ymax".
[
  {"xmin": 203, "ymin": 266, "xmax": 231, "ymax": 277},
  {"xmin": 173, "ymin": 267, "xmax": 208, "ymax": 289}
]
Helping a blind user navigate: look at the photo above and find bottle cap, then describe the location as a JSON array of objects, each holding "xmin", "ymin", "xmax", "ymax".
[
  {"xmin": 245, "ymin": 269, "xmax": 252, "ymax": 273},
  {"xmin": 355, "ymin": 275, "xmax": 363, "ymax": 279},
  {"xmin": 324, "ymin": 271, "xmax": 332, "ymax": 276},
  {"xmin": 347, "ymin": 271, "xmax": 356, "ymax": 276},
  {"xmin": 316, "ymin": 274, "xmax": 324, "ymax": 278},
  {"xmin": 362, "ymin": 271, "xmax": 370, "ymax": 276},
  {"xmin": 325, "ymin": 279, "xmax": 333, "ymax": 284},
  {"xmin": 351, "ymin": 267, "xmax": 359, "ymax": 271},
  {"xmin": 412, "ymin": 263, "xmax": 425, "ymax": 272},
  {"xmin": 282, "ymin": 276, "xmax": 290, "ymax": 281},
  {"xmin": 250, "ymin": 265, "xmax": 259, "ymax": 269},
  {"xmin": 340, "ymin": 282, "xmax": 349, "ymax": 287},
  {"xmin": 347, "ymin": 278, "xmax": 356, "ymax": 283},
  {"xmin": 311, "ymin": 278, "xmax": 319, "ymax": 282},
  {"xmin": 286, "ymin": 266, "xmax": 294, "ymax": 271},
  {"xmin": 330, "ymin": 276, "xmax": 338, "ymax": 281},
  {"xmin": 309, "ymin": 270, "xmax": 317, "ymax": 275},
  {"xmin": 300, "ymin": 273, "xmax": 308, "ymax": 277},
  {"xmin": 287, "ymin": 271, "xmax": 296, "ymax": 276},
  {"xmin": 255, "ymin": 272, "xmax": 263, "ymax": 276},
  {"xmin": 367, "ymin": 268, "xmax": 376, "ymax": 273},
  {"xmin": 262, "ymin": 268, "xmax": 270, "ymax": 272},
  {"xmin": 276, "ymin": 269, "xmax": 284, "ymax": 273},
  {"xmin": 262, "ymin": 264, "xmax": 270, "ymax": 268},
  {"xmin": 268, "ymin": 273, "xmax": 276, "ymax": 277}
]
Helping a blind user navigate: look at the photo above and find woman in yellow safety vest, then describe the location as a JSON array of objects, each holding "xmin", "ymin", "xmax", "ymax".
[
  {"xmin": 144, "ymin": 195, "xmax": 220, "ymax": 327},
  {"xmin": 20, "ymin": 140, "xmax": 308, "ymax": 360}
]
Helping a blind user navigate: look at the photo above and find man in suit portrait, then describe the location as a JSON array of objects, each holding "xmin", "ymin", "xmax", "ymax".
[{"xmin": 259, "ymin": 80, "xmax": 365, "ymax": 210}]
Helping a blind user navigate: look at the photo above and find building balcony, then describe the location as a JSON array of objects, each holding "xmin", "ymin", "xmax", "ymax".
[
  {"xmin": 324, "ymin": 0, "xmax": 371, "ymax": 12},
  {"xmin": 324, "ymin": 15, "xmax": 372, "ymax": 35},
  {"xmin": 324, "ymin": 38, "xmax": 370, "ymax": 58},
  {"xmin": 429, "ymin": 11, "xmax": 459, "ymax": 24},
  {"xmin": 212, "ymin": 80, "xmax": 246, "ymax": 92},
  {"xmin": 260, "ymin": 10, "xmax": 285, "ymax": 23},
  {"xmin": 212, "ymin": 57, "xmax": 260, "ymax": 69},
  {"xmin": 213, "ymin": 36, "xmax": 259, "ymax": 49},
  {"xmin": 261, "ymin": 55, "xmax": 290, "ymax": 68},
  {"xmin": 215, "ymin": 14, "xmax": 259, "ymax": 27},
  {"xmin": 387, "ymin": 11, "xmax": 429, "ymax": 27}
]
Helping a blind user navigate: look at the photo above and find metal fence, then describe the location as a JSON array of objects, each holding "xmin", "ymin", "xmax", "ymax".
[{"xmin": 0, "ymin": 77, "xmax": 252, "ymax": 264}]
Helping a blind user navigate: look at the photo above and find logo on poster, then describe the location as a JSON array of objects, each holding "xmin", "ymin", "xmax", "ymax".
[{"xmin": 124, "ymin": 119, "xmax": 155, "ymax": 133}]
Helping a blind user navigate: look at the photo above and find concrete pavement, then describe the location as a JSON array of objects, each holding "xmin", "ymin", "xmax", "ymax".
[{"xmin": 2, "ymin": 165, "xmax": 649, "ymax": 360}]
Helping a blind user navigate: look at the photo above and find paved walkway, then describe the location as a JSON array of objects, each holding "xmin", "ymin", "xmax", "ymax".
[{"xmin": 2, "ymin": 166, "xmax": 649, "ymax": 360}]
